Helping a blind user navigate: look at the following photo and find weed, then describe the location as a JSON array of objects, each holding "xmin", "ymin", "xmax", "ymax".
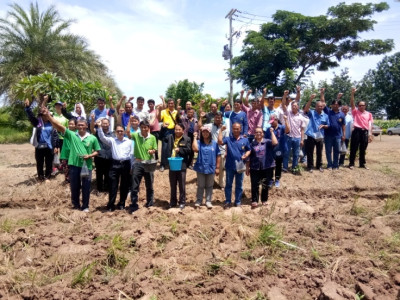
[
  {"xmin": 170, "ymin": 220, "xmax": 178, "ymax": 236},
  {"xmin": 350, "ymin": 196, "xmax": 366, "ymax": 216},
  {"xmin": 240, "ymin": 251, "xmax": 253, "ymax": 260},
  {"xmin": 264, "ymin": 259, "xmax": 279, "ymax": 274},
  {"xmin": 106, "ymin": 235, "xmax": 129, "ymax": 269},
  {"xmin": 93, "ymin": 234, "xmax": 110, "ymax": 242},
  {"xmin": 206, "ymin": 263, "xmax": 221, "ymax": 276},
  {"xmin": 380, "ymin": 165, "xmax": 394, "ymax": 175},
  {"xmin": 0, "ymin": 219, "xmax": 13, "ymax": 233},
  {"xmin": 153, "ymin": 268, "xmax": 162, "ymax": 277},
  {"xmin": 355, "ymin": 292, "xmax": 365, "ymax": 300},
  {"xmin": 231, "ymin": 211, "xmax": 241, "ymax": 223},
  {"xmin": 292, "ymin": 164, "xmax": 303, "ymax": 175},
  {"xmin": 258, "ymin": 223, "xmax": 281, "ymax": 247},
  {"xmin": 71, "ymin": 262, "xmax": 96, "ymax": 287},
  {"xmin": 253, "ymin": 291, "xmax": 268, "ymax": 300},
  {"xmin": 102, "ymin": 265, "xmax": 118, "ymax": 283},
  {"xmin": 156, "ymin": 234, "xmax": 171, "ymax": 251},
  {"xmin": 386, "ymin": 233, "xmax": 400, "ymax": 251},
  {"xmin": 149, "ymin": 296, "xmax": 158, "ymax": 300},
  {"xmin": 383, "ymin": 193, "xmax": 400, "ymax": 214},
  {"xmin": 1, "ymin": 243, "xmax": 12, "ymax": 252}
]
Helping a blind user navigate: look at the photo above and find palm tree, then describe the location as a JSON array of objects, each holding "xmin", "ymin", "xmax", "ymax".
[{"xmin": 0, "ymin": 2, "xmax": 117, "ymax": 102}]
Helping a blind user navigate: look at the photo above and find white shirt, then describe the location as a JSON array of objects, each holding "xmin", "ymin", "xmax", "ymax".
[
  {"xmin": 97, "ymin": 127, "xmax": 133, "ymax": 164},
  {"xmin": 133, "ymin": 108, "xmax": 149, "ymax": 122}
]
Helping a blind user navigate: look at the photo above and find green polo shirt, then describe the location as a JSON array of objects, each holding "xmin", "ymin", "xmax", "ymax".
[
  {"xmin": 131, "ymin": 132, "xmax": 157, "ymax": 160},
  {"xmin": 64, "ymin": 129, "xmax": 100, "ymax": 169}
]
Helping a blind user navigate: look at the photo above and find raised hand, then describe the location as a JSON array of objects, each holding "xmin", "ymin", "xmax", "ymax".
[{"xmin": 24, "ymin": 98, "xmax": 30, "ymax": 107}]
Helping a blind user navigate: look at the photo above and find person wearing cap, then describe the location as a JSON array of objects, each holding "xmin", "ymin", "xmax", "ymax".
[
  {"xmin": 218, "ymin": 122, "xmax": 251, "ymax": 208},
  {"xmin": 44, "ymin": 107, "xmax": 100, "ymax": 212},
  {"xmin": 265, "ymin": 114, "xmax": 290, "ymax": 188},
  {"xmin": 261, "ymin": 88, "xmax": 276, "ymax": 131},
  {"xmin": 25, "ymin": 99, "xmax": 59, "ymax": 182},
  {"xmin": 349, "ymin": 87, "xmax": 373, "ymax": 170},
  {"xmin": 246, "ymin": 126, "xmax": 277, "ymax": 207},
  {"xmin": 53, "ymin": 100, "xmax": 69, "ymax": 151},
  {"xmin": 192, "ymin": 124, "xmax": 221, "ymax": 209},
  {"xmin": 240, "ymin": 90, "xmax": 263, "ymax": 144},
  {"xmin": 88, "ymin": 96, "xmax": 116, "ymax": 129},
  {"xmin": 164, "ymin": 123, "xmax": 191, "ymax": 209},
  {"xmin": 303, "ymin": 91, "xmax": 330, "ymax": 173}
]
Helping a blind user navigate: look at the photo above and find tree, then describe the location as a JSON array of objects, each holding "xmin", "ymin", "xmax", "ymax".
[
  {"xmin": 232, "ymin": 2, "xmax": 394, "ymax": 95},
  {"xmin": 0, "ymin": 2, "xmax": 119, "ymax": 102},
  {"xmin": 165, "ymin": 79, "xmax": 204, "ymax": 108},
  {"xmin": 319, "ymin": 69, "xmax": 356, "ymax": 104},
  {"xmin": 363, "ymin": 52, "xmax": 400, "ymax": 119}
]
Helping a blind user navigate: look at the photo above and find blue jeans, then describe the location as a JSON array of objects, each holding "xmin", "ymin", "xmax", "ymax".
[
  {"xmin": 283, "ymin": 137, "xmax": 301, "ymax": 170},
  {"xmin": 69, "ymin": 165, "xmax": 92, "ymax": 210},
  {"xmin": 325, "ymin": 135, "xmax": 341, "ymax": 168},
  {"xmin": 225, "ymin": 169, "xmax": 244, "ymax": 205}
]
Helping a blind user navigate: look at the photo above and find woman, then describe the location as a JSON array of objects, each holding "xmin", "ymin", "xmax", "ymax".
[
  {"xmin": 62, "ymin": 102, "xmax": 87, "ymax": 121},
  {"xmin": 25, "ymin": 99, "xmax": 59, "ymax": 182},
  {"xmin": 165, "ymin": 123, "xmax": 191, "ymax": 209},
  {"xmin": 245, "ymin": 127, "xmax": 277, "ymax": 207},
  {"xmin": 60, "ymin": 118, "xmax": 77, "ymax": 183},
  {"xmin": 192, "ymin": 125, "xmax": 221, "ymax": 209}
]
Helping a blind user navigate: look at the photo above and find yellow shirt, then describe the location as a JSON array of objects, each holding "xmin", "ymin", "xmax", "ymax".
[
  {"xmin": 172, "ymin": 136, "xmax": 182, "ymax": 157},
  {"xmin": 160, "ymin": 109, "xmax": 178, "ymax": 129}
]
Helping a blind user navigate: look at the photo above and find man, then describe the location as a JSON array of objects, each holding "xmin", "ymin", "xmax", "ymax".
[
  {"xmin": 223, "ymin": 99, "xmax": 248, "ymax": 136},
  {"xmin": 303, "ymin": 91, "xmax": 330, "ymax": 173},
  {"xmin": 320, "ymin": 89, "xmax": 346, "ymax": 170},
  {"xmin": 200, "ymin": 101, "xmax": 219, "ymax": 124},
  {"xmin": 261, "ymin": 88, "xmax": 276, "ymax": 131},
  {"xmin": 159, "ymin": 98, "xmax": 179, "ymax": 172},
  {"xmin": 116, "ymin": 96, "xmax": 135, "ymax": 129},
  {"xmin": 180, "ymin": 101, "xmax": 198, "ymax": 119},
  {"xmin": 165, "ymin": 123, "xmax": 191, "ymax": 209},
  {"xmin": 133, "ymin": 96, "xmax": 150, "ymax": 122},
  {"xmin": 240, "ymin": 90, "xmax": 263, "ymax": 143},
  {"xmin": 53, "ymin": 101, "xmax": 69, "ymax": 149},
  {"xmin": 44, "ymin": 107, "xmax": 100, "ymax": 212},
  {"xmin": 88, "ymin": 97, "xmax": 116, "ymax": 130},
  {"xmin": 281, "ymin": 90, "xmax": 306, "ymax": 173},
  {"xmin": 148, "ymin": 99, "xmax": 161, "ymax": 160},
  {"xmin": 90, "ymin": 117, "xmax": 114, "ymax": 192},
  {"xmin": 130, "ymin": 120, "xmax": 158, "ymax": 213},
  {"xmin": 265, "ymin": 115, "xmax": 290, "ymax": 188},
  {"xmin": 97, "ymin": 124, "xmax": 133, "ymax": 211},
  {"xmin": 349, "ymin": 87, "xmax": 373, "ymax": 169},
  {"xmin": 218, "ymin": 123, "xmax": 251, "ymax": 208},
  {"xmin": 339, "ymin": 104, "xmax": 353, "ymax": 166},
  {"xmin": 180, "ymin": 107, "xmax": 199, "ymax": 168}
]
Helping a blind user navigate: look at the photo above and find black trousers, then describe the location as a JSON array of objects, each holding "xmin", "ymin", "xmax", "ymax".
[
  {"xmin": 169, "ymin": 170, "xmax": 187, "ymax": 205},
  {"xmin": 250, "ymin": 168, "xmax": 273, "ymax": 203},
  {"xmin": 161, "ymin": 129, "xmax": 175, "ymax": 167},
  {"xmin": 349, "ymin": 127, "xmax": 369, "ymax": 167},
  {"xmin": 35, "ymin": 147, "xmax": 53, "ymax": 180},
  {"xmin": 151, "ymin": 131, "xmax": 160, "ymax": 160},
  {"xmin": 187, "ymin": 132, "xmax": 194, "ymax": 167},
  {"xmin": 95, "ymin": 156, "xmax": 112, "ymax": 192},
  {"xmin": 273, "ymin": 156, "xmax": 283, "ymax": 181},
  {"xmin": 306, "ymin": 136, "xmax": 324, "ymax": 169},
  {"xmin": 108, "ymin": 160, "xmax": 131, "ymax": 209},
  {"xmin": 130, "ymin": 163, "xmax": 154, "ymax": 209}
]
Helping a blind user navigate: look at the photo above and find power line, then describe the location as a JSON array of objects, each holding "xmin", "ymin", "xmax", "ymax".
[{"xmin": 238, "ymin": 10, "xmax": 272, "ymax": 19}]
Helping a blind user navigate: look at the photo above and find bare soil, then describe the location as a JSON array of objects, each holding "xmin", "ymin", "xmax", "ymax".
[{"xmin": 0, "ymin": 136, "xmax": 400, "ymax": 299}]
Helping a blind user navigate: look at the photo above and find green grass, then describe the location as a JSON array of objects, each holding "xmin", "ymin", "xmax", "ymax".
[
  {"xmin": 383, "ymin": 193, "xmax": 400, "ymax": 214},
  {"xmin": 350, "ymin": 197, "xmax": 366, "ymax": 216},
  {"xmin": 71, "ymin": 262, "xmax": 96, "ymax": 287},
  {"xmin": 0, "ymin": 218, "xmax": 34, "ymax": 233},
  {"xmin": 258, "ymin": 223, "xmax": 282, "ymax": 247},
  {"xmin": 0, "ymin": 126, "xmax": 30, "ymax": 144}
]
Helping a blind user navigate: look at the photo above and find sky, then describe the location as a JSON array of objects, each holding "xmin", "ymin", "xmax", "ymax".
[{"xmin": 1, "ymin": 0, "xmax": 399, "ymax": 104}]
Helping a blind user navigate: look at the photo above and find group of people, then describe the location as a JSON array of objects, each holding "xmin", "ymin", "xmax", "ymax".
[{"xmin": 25, "ymin": 86, "xmax": 373, "ymax": 213}]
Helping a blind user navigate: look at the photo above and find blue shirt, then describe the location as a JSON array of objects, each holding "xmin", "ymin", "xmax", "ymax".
[
  {"xmin": 262, "ymin": 107, "xmax": 275, "ymax": 131},
  {"xmin": 249, "ymin": 138, "xmax": 275, "ymax": 170},
  {"xmin": 193, "ymin": 140, "xmax": 220, "ymax": 174},
  {"xmin": 345, "ymin": 114, "xmax": 353, "ymax": 140},
  {"xmin": 305, "ymin": 110, "xmax": 330, "ymax": 138},
  {"xmin": 38, "ymin": 122, "xmax": 54, "ymax": 149},
  {"xmin": 222, "ymin": 135, "xmax": 251, "ymax": 170},
  {"xmin": 223, "ymin": 111, "xmax": 248, "ymax": 136},
  {"xmin": 265, "ymin": 124, "xmax": 287, "ymax": 157},
  {"xmin": 121, "ymin": 112, "xmax": 136, "ymax": 129},
  {"xmin": 88, "ymin": 107, "xmax": 115, "ymax": 123},
  {"xmin": 324, "ymin": 107, "xmax": 346, "ymax": 138}
]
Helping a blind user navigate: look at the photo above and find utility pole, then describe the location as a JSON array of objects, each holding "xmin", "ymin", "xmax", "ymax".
[{"xmin": 224, "ymin": 8, "xmax": 237, "ymax": 105}]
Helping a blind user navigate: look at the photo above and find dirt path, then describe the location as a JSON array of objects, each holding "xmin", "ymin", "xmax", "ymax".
[{"xmin": 0, "ymin": 136, "xmax": 400, "ymax": 299}]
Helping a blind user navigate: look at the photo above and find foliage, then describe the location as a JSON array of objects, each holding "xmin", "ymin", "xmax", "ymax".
[
  {"xmin": 165, "ymin": 79, "xmax": 205, "ymax": 109},
  {"xmin": 373, "ymin": 120, "xmax": 400, "ymax": 130},
  {"xmin": 232, "ymin": 2, "xmax": 393, "ymax": 94},
  {"xmin": 0, "ymin": 2, "xmax": 120, "ymax": 102},
  {"xmin": 0, "ymin": 126, "xmax": 30, "ymax": 144},
  {"xmin": 12, "ymin": 72, "xmax": 118, "ymax": 113},
  {"xmin": 319, "ymin": 69, "xmax": 356, "ymax": 104}
]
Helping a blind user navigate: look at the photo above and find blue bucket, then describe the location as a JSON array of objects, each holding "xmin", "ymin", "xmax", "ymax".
[{"xmin": 168, "ymin": 157, "xmax": 183, "ymax": 171}]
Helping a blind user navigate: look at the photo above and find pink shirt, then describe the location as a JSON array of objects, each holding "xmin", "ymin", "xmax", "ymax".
[
  {"xmin": 285, "ymin": 104, "xmax": 304, "ymax": 138},
  {"xmin": 241, "ymin": 104, "xmax": 263, "ymax": 135},
  {"xmin": 148, "ymin": 109, "xmax": 160, "ymax": 132},
  {"xmin": 352, "ymin": 108, "xmax": 373, "ymax": 130}
]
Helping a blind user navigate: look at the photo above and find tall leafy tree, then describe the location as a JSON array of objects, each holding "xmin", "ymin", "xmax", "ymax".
[
  {"xmin": 319, "ymin": 69, "xmax": 356, "ymax": 104},
  {"xmin": 165, "ymin": 79, "xmax": 204, "ymax": 108},
  {"xmin": 232, "ymin": 2, "xmax": 394, "ymax": 94},
  {"xmin": 0, "ymin": 2, "xmax": 119, "ymax": 102}
]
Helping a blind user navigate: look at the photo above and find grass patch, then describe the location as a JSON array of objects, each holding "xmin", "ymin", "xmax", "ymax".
[
  {"xmin": 0, "ymin": 218, "xmax": 34, "ymax": 233},
  {"xmin": 0, "ymin": 126, "xmax": 30, "ymax": 144},
  {"xmin": 106, "ymin": 235, "xmax": 129, "ymax": 269},
  {"xmin": 258, "ymin": 223, "xmax": 282, "ymax": 247},
  {"xmin": 349, "ymin": 196, "xmax": 366, "ymax": 216},
  {"xmin": 170, "ymin": 220, "xmax": 178, "ymax": 236},
  {"xmin": 71, "ymin": 262, "xmax": 96, "ymax": 287},
  {"xmin": 383, "ymin": 193, "xmax": 400, "ymax": 214}
]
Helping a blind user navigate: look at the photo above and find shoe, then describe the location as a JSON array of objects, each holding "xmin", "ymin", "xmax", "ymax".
[
  {"xmin": 168, "ymin": 203, "xmax": 177, "ymax": 209},
  {"xmin": 195, "ymin": 201, "xmax": 201, "ymax": 207},
  {"xmin": 82, "ymin": 208, "xmax": 89, "ymax": 213},
  {"xmin": 319, "ymin": 167, "xmax": 324, "ymax": 173},
  {"xmin": 275, "ymin": 180, "xmax": 280, "ymax": 188},
  {"xmin": 327, "ymin": 167, "xmax": 333, "ymax": 171},
  {"xmin": 234, "ymin": 202, "xmax": 241, "ymax": 208},
  {"xmin": 251, "ymin": 202, "xmax": 258, "ymax": 208},
  {"xmin": 333, "ymin": 168, "xmax": 339, "ymax": 171},
  {"xmin": 360, "ymin": 165, "xmax": 370, "ymax": 170},
  {"xmin": 268, "ymin": 180, "xmax": 274, "ymax": 188},
  {"xmin": 223, "ymin": 203, "xmax": 231, "ymax": 210},
  {"xmin": 179, "ymin": 204, "xmax": 185, "ymax": 210},
  {"xmin": 282, "ymin": 168, "xmax": 288, "ymax": 173},
  {"xmin": 128, "ymin": 206, "xmax": 139, "ymax": 214},
  {"xmin": 308, "ymin": 168, "xmax": 313, "ymax": 173},
  {"xmin": 349, "ymin": 166, "xmax": 354, "ymax": 170},
  {"xmin": 117, "ymin": 205, "xmax": 125, "ymax": 210},
  {"xmin": 159, "ymin": 166, "xmax": 165, "ymax": 172},
  {"xmin": 262, "ymin": 202, "xmax": 268, "ymax": 206},
  {"xmin": 206, "ymin": 202, "xmax": 213, "ymax": 209}
]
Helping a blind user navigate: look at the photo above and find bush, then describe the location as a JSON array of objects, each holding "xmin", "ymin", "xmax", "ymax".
[
  {"xmin": 0, "ymin": 126, "xmax": 31, "ymax": 144},
  {"xmin": 374, "ymin": 120, "xmax": 400, "ymax": 130}
]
